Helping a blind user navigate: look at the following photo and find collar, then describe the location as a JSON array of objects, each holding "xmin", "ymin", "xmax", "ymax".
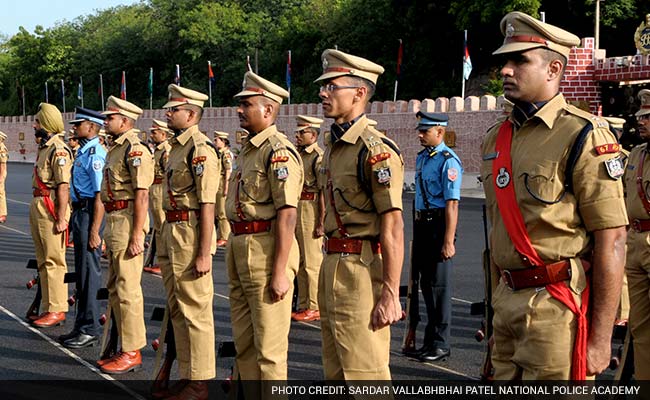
[
  {"xmin": 172, "ymin": 125, "xmax": 199, "ymax": 146},
  {"xmin": 301, "ymin": 142, "xmax": 319, "ymax": 154},
  {"xmin": 248, "ymin": 125, "xmax": 278, "ymax": 148},
  {"xmin": 112, "ymin": 129, "xmax": 136, "ymax": 145},
  {"xmin": 78, "ymin": 136, "xmax": 99, "ymax": 154},
  {"xmin": 156, "ymin": 139, "xmax": 169, "ymax": 150},
  {"xmin": 510, "ymin": 93, "xmax": 565, "ymax": 130},
  {"xmin": 331, "ymin": 114, "xmax": 367, "ymax": 144}
]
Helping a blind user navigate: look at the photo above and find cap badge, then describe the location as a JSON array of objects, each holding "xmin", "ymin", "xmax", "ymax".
[
  {"xmin": 322, "ymin": 57, "xmax": 329, "ymax": 71},
  {"xmin": 506, "ymin": 23, "xmax": 515, "ymax": 37}
]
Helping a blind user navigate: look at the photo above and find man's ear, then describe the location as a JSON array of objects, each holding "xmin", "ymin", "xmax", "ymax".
[{"xmin": 548, "ymin": 59, "xmax": 563, "ymax": 80}]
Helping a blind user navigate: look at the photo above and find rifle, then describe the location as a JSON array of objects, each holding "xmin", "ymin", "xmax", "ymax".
[
  {"xmin": 151, "ymin": 306, "xmax": 176, "ymax": 400},
  {"xmin": 25, "ymin": 259, "xmax": 41, "ymax": 321},
  {"xmin": 401, "ymin": 199, "xmax": 419, "ymax": 355},
  {"xmin": 97, "ymin": 287, "xmax": 119, "ymax": 363}
]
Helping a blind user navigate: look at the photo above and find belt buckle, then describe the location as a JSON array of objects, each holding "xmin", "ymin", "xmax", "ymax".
[{"xmin": 502, "ymin": 270, "xmax": 516, "ymax": 291}]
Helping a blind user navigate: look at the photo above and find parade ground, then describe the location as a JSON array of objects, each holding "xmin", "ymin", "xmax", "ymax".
[{"xmin": 0, "ymin": 162, "xmax": 503, "ymax": 394}]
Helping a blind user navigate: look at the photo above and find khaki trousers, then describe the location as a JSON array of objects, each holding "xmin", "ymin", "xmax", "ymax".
[
  {"xmin": 227, "ymin": 226, "xmax": 298, "ymax": 380},
  {"xmin": 149, "ymin": 182, "xmax": 165, "ymax": 233},
  {"xmin": 319, "ymin": 249, "xmax": 391, "ymax": 380},
  {"xmin": 296, "ymin": 198, "xmax": 323, "ymax": 310},
  {"xmin": 29, "ymin": 198, "xmax": 68, "ymax": 313},
  {"xmin": 216, "ymin": 178, "xmax": 230, "ymax": 241},
  {"xmin": 159, "ymin": 213, "xmax": 216, "ymax": 380},
  {"xmin": 625, "ymin": 230, "xmax": 650, "ymax": 379},
  {"xmin": 0, "ymin": 164, "xmax": 6, "ymax": 216},
  {"xmin": 104, "ymin": 207, "xmax": 147, "ymax": 352}
]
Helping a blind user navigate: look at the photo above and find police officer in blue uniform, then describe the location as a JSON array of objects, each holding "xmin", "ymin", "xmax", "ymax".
[
  {"xmin": 407, "ymin": 111, "xmax": 463, "ymax": 362},
  {"xmin": 59, "ymin": 107, "xmax": 107, "ymax": 349}
]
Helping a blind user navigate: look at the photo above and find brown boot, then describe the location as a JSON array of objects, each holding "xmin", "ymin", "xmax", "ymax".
[
  {"xmin": 32, "ymin": 312, "xmax": 65, "ymax": 328},
  {"xmin": 100, "ymin": 350, "xmax": 142, "ymax": 374}
]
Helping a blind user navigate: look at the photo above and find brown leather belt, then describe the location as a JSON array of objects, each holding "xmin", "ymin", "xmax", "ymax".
[
  {"xmin": 166, "ymin": 209, "xmax": 198, "ymax": 222},
  {"xmin": 499, "ymin": 259, "xmax": 591, "ymax": 291},
  {"xmin": 325, "ymin": 237, "xmax": 381, "ymax": 255},
  {"xmin": 231, "ymin": 220, "xmax": 273, "ymax": 236},
  {"xmin": 300, "ymin": 191, "xmax": 316, "ymax": 201},
  {"xmin": 33, "ymin": 188, "xmax": 51, "ymax": 197},
  {"xmin": 103, "ymin": 200, "xmax": 130, "ymax": 213},
  {"xmin": 631, "ymin": 219, "xmax": 650, "ymax": 232},
  {"xmin": 153, "ymin": 177, "xmax": 163, "ymax": 184}
]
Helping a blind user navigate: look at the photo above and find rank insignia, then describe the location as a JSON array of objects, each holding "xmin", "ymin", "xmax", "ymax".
[
  {"xmin": 368, "ymin": 152, "xmax": 391, "ymax": 165},
  {"xmin": 604, "ymin": 157, "xmax": 624, "ymax": 179},
  {"xmin": 448, "ymin": 167, "xmax": 458, "ymax": 182},
  {"xmin": 375, "ymin": 167, "xmax": 392, "ymax": 185},
  {"xmin": 194, "ymin": 163, "xmax": 204, "ymax": 176},
  {"xmin": 89, "ymin": 147, "xmax": 96, "ymax": 155},
  {"xmin": 595, "ymin": 143, "xmax": 620, "ymax": 155},
  {"xmin": 56, "ymin": 151, "xmax": 68, "ymax": 157},
  {"xmin": 271, "ymin": 156, "xmax": 289, "ymax": 164},
  {"xmin": 132, "ymin": 157, "xmax": 141, "ymax": 167},
  {"xmin": 57, "ymin": 158, "xmax": 67, "ymax": 166},
  {"xmin": 495, "ymin": 167, "xmax": 510, "ymax": 188},
  {"xmin": 129, "ymin": 151, "xmax": 143, "ymax": 157},
  {"xmin": 275, "ymin": 166, "xmax": 289, "ymax": 180}
]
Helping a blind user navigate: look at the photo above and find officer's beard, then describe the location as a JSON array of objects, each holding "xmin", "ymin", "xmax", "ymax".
[{"xmin": 34, "ymin": 128, "xmax": 49, "ymax": 147}]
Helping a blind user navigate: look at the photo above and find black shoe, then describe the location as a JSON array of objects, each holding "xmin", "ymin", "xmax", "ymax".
[
  {"xmin": 419, "ymin": 347, "xmax": 450, "ymax": 362},
  {"xmin": 58, "ymin": 330, "xmax": 79, "ymax": 343},
  {"xmin": 63, "ymin": 333, "xmax": 99, "ymax": 349},
  {"xmin": 405, "ymin": 344, "xmax": 432, "ymax": 359}
]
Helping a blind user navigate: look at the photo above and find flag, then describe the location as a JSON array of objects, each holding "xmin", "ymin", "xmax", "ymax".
[
  {"xmin": 120, "ymin": 71, "xmax": 126, "ymax": 100},
  {"xmin": 45, "ymin": 81, "xmax": 49, "ymax": 103},
  {"xmin": 286, "ymin": 50, "xmax": 291, "ymax": 90},
  {"xmin": 174, "ymin": 64, "xmax": 181, "ymax": 86},
  {"xmin": 208, "ymin": 61, "xmax": 215, "ymax": 87},
  {"xmin": 396, "ymin": 39, "xmax": 404, "ymax": 81},
  {"xmin": 77, "ymin": 81, "xmax": 83, "ymax": 101},
  {"xmin": 246, "ymin": 56, "xmax": 252, "ymax": 72},
  {"xmin": 463, "ymin": 32, "xmax": 472, "ymax": 81},
  {"xmin": 148, "ymin": 67, "xmax": 153, "ymax": 96}
]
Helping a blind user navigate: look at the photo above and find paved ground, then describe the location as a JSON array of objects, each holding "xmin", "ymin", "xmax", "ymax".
[{"xmin": 0, "ymin": 162, "xmax": 619, "ymax": 397}]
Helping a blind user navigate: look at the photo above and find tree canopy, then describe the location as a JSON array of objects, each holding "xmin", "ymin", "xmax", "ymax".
[{"xmin": 0, "ymin": 0, "xmax": 644, "ymax": 115}]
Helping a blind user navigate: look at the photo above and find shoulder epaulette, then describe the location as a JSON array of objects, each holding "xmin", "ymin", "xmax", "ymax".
[
  {"xmin": 442, "ymin": 150, "xmax": 453, "ymax": 159},
  {"xmin": 265, "ymin": 134, "xmax": 299, "ymax": 170}
]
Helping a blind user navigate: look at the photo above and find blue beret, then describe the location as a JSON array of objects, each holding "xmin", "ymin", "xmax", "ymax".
[
  {"xmin": 416, "ymin": 111, "xmax": 448, "ymax": 129},
  {"xmin": 69, "ymin": 107, "xmax": 105, "ymax": 126}
]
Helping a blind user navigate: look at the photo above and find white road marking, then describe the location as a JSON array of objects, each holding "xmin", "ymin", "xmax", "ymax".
[
  {"xmin": 7, "ymin": 198, "xmax": 31, "ymax": 206},
  {"xmin": 0, "ymin": 224, "xmax": 29, "ymax": 236},
  {"xmin": 0, "ymin": 304, "xmax": 146, "ymax": 399}
]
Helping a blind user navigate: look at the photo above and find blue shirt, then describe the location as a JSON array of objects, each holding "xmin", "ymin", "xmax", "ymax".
[
  {"xmin": 415, "ymin": 142, "xmax": 463, "ymax": 210},
  {"xmin": 71, "ymin": 137, "xmax": 107, "ymax": 201}
]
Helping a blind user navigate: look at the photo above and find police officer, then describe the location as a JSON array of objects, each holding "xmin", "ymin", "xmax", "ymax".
[
  {"xmin": 226, "ymin": 71, "xmax": 302, "ymax": 388},
  {"xmin": 316, "ymin": 49, "xmax": 404, "ymax": 380},
  {"xmin": 622, "ymin": 90, "xmax": 650, "ymax": 380},
  {"xmin": 213, "ymin": 130, "xmax": 233, "ymax": 247},
  {"xmin": 58, "ymin": 107, "xmax": 107, "ymax": 348},
  {"xmin": 67, "ymin": 133, "xmax": 80, "ymax": 156},
  {"xmin": 157, "ymin": 84, "xmax": 219, "ymax": 399},
  {"xmin": 292, "ymin": 115, "xmax": 325, "ymax": 322},
  {"xmin": 0, "ymin": 130, "xmax": 8, "ymax": 223},
  {"xmin": 99, "ymin": 96, "xmax": 154, "ymax": 374},
  {"xmin": 144, "ymin": 119, "xmax": 172, "ymax": 276},
  {"xmin": 30, "ymin": 103, "xmax": 72, "ymax": 328},
  {"xmin": 405, "ymin": 111, "xmax": 462, "ymax": 362},
  {"xmin": 481, "ymin": 12, "xmax": 627, "ymax": 379}
]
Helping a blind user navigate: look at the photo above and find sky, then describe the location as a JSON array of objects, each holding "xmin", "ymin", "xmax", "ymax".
[{"xmin": 1, "ymin": 0, "xmax": 140, "ymax": 37}]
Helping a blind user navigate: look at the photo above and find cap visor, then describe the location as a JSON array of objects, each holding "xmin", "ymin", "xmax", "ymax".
[
  {"xmin": 493, "ymin": 42, "xmax": 543, "ymax": 55},
  {"xmin": 314, "ymin": 71, "xmax": 348, "ymax": 83},
  {"xmin": 635, "ymin": 109, "xmax": 650, "ymax": 117},
  {"xmin": 101, "ymin": 110, "xmax": 119, "ymax": 116}
]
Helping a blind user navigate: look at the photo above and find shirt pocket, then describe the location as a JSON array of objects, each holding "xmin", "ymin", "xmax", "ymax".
[
  {"xmin": 333, "ymin": 168, "xmax": 373, "ymax": 212},
  {"xmin": 169, "ymin": 167, "xmax": 193, "ymax": 194},
  {"xmin": 480, "ymin": 159, "xmax": 495, "ymax": 203},
  {"xmin": 242, "ymin": 170, "xmax": 271, "ymax": 203},
  {"xmin": 520, "ymin": 161, "xmax": 564, "ymax": 204}
]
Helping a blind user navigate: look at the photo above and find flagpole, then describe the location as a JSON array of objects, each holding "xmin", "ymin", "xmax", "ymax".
[
  {"xmin": 461, "ymin": 30, "xmax": 467, "ymax": 99},
  {"xmin": 287, "ymin": 50, "xmax": 291, "ymax": 105},
  {"xmin": 394, "ymin": 39, "xmax": 403, "ymax": 102},
  {"xmin": 99, "ymin": 74, "xmax": 105, "ymax": 110},
  {"xmin": 208, "ymin": 61, "xmax": 213, "ymax": 108},
  {"xmin": 61, "ymin": 79, "xmax": 66, "ymax": 113},
  {"xmin": 22, "ymin": 86, "xmax": 26, "ymax": 117},
  {"xmin": 175, "ymin": 64, "xmax": 181, "ymax": 86},
  {"xmin": 45, "ymin": 81, "xmax": 49, "ymax": 103},
  {"xmin": 149, "ymin": 67, "xmax": 153, "ymax": 110},
  {"xmin": 80, "ymin": 76, "xmax": 84, "ymax": 108}
]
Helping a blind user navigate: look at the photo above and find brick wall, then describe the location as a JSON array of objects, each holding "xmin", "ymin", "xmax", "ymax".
[{"xmin": 560, "ymin": 37, "xmax": 601, "ymax": 114}]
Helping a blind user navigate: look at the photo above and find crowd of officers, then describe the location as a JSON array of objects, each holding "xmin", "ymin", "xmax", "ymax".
[{"xmin": 6, "ymin": 9, "xmax": 649, "ymax": 399}]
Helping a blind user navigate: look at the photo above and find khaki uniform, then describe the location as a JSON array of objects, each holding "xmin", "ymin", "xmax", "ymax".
[
  {"xmin": 158, "ymin": 125, "xmax": 219, "ymax": 380},
  {"xmin": 150, "ymin": 141, "xmax": 171, "ymax": 234},
  {"xmin": 622, "ymin": 143, "xmax": 650, "ymax": 379},
  {"xmin": 619, "ymin": 148, "xmax": 631, "ymax": 322},
  {"xmin": 296, "ymin": 142, "xmax": 324, "ymax": 310},
  {"xmin": 101, "ymin": 129, "xmax": 154, "ymax": 352},
  {"xmin": 319, "ymin": 115, "xmax": 404, "ymax": 380},
  {"xmin": 225, "ymin": 125, "xmax": 303, "ymax": 380},
  {"xmin": 30, "ymin": 135, "xmax": 72, "ymax": 313},
  {"xmin": 216, "ymin": 147, "xmax": 233, "ymax": 241},
  {"xmin": 480, "ymin": 94, "xmax": 628, "ymax": 379},
  {"xmin": 0, "ymin": 141, "xmax": 7, "ymax": 217}
]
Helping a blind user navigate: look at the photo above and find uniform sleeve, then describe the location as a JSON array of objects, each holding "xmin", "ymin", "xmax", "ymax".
[
  {"xmin": 193, "ymin": 142, "xmax": 220, "ymax": 203},
  {"xmin": 573, "ymin": 125, "xmax": 628, "ymax": 231},
  {"xmin": 88, "ymin": 151, "xmax": 106, "ymax": 193},
  {"xmin": 0, "ymin": 144, "xmax": 8, "ymax": 163},
  {"xmin": 442, "ymin": 157, "xmax": 463, "ymax": 201},
  {"xmin": 368, "ymin": 142, "xmax": 404, "ymax": 214},
  {"xmin": 268, "ymin": 146, "xmax": 303, "ymax": 209},
  {"xmin": 223, "ymin": 151, "xmax": 233, "ymax": 173},
  {"xmin": 127, "ymin": 142, "xmax": 154, "ymax": 189},
  {"xmin": 51, "ymin": 147, "xmax": 72, "ymax": 185}
]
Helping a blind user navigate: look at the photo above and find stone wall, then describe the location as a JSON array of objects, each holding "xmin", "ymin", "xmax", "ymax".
[{"xmin": 0, "ymin": 99, "xmax": 504, "ymax": 188}]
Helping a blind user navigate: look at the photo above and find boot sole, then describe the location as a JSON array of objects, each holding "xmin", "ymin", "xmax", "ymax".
[
  {"xmin": 100, "ymin": 364, "xmax": 142, "ymax": 375},
  {"xmin": 64, "ymin": 340, "xmax": 99, "ymax": 349},
  {"xmin": 32, "ymin": 321, "xmax": 65, "ymax": 328}
]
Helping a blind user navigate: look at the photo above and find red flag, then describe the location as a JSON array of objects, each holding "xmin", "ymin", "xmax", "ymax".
[
  {"xmin": 396, "ymin": 39, "xmax": 404, "ymax": 80},
  {"xmin": 208, "ymin": 61, "xmax": 215, "ymax": 86},
  {"xmin": 120, "ymin": 71, "xmax": 126, "ymax": 100}
]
